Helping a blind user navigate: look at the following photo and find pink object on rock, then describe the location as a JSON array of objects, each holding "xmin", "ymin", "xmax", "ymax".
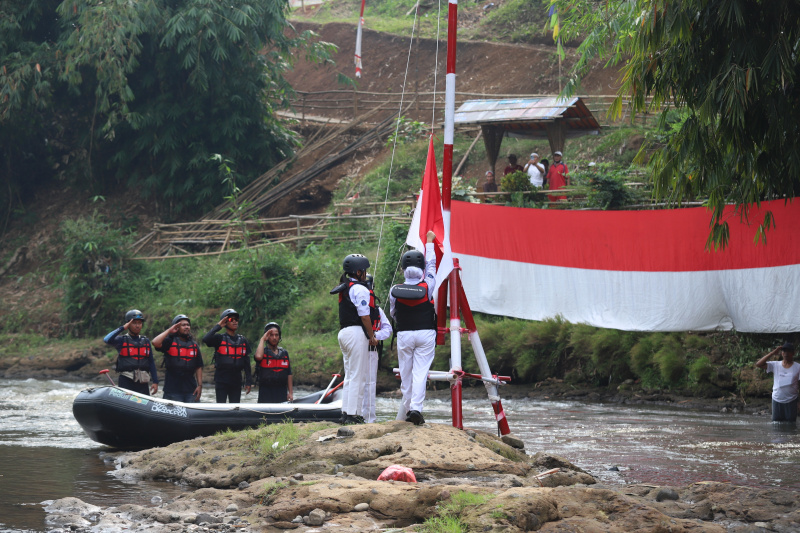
[{"xmin": 377, "ymin": 464, "xmax": 417, "ymax": 482}]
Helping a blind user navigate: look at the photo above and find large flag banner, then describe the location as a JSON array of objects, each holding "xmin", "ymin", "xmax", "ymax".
[
  {"xmin": 354, "ymin": 0, "xmax": 366, "ymax": 78},
  {"xmin": 449, "ymin": 200, "xmax": 800, "ymax": 333},
  {"xmin": 406, "ymin": 136, "xmax": 454, "ymax": 292}
]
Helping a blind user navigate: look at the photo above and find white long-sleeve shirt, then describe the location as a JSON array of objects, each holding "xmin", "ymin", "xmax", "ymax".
[
  {"xmin": 389, "ymin": 243, "xmax": 436, "ymax": 320},
  {"xmin": 374, "ymin": 308, "xmax": 393, "ymax": 341}
]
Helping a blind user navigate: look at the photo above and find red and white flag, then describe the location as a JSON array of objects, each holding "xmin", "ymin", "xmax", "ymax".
[
  {"xmin": 354, "ymin": 0, "xmax": 366, "ymax": 78},
  {"xmin": 406, "ymin": 135, "xmax": 454, "ymax": 292},
  {"xmin": 449, "ymin": 199, "xmax": 800, "ymax": 333}
]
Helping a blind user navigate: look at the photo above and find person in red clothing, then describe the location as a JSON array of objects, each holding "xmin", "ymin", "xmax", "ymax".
[
  {"xmin": 546, "ymin": 150, "xmax": 569, "ymax": 202},
  {"xmin": 503, "ymin": 154, "xmax": 524, "ymax": 176}
]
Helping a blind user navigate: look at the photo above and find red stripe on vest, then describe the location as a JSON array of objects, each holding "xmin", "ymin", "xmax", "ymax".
[
  {"xmin": 167, "ymin": 345, "xmax": 197, "ymax": 361},
  {"xmin": 120, "ymin": 340, "xmax": 150, "ymax": 360}
]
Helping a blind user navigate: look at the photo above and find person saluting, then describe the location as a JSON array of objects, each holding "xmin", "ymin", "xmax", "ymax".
[
  {"xmin": 153, "ymin": 315, "xmax": 204, "ymax": 403},
  {"xmin": 254, "ymin": 322, "xmax": 293, "ymax": 403},
  {"xmin": 390, "ymin": 230, "xmax": 437, "ymax": 425},
  {"xmin": 756, "ymin": 342, "xmax": 800, "ymax": 422},
  {"xmin": 202, "ymin": 308, "xmax": 252, "ymax": 403},
  {"xmin": 103, "ymin": 309, "xmax": 158, "ymax": 395}
]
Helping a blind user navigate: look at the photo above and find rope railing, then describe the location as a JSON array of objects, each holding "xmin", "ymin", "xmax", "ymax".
[{"xmin": 288, "ymin": 90, "xmax": 666, "ymax": 126}]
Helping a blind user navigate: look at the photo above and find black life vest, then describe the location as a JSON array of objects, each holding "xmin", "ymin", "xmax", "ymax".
[
  {"xmin": 333, "ymin": 280, "xmax": 380, "ymax": 333},
  {"xmin": 116, "ymin": 335, "xmax": 151, "ymax": 372},
  {"xmin": 392, "ymin": 281, "xmax": 436, "ymax": 332},
  {"xmin": 163, "ymin": 336, "xmax": 200, "ymax": 372},
  {"xmin": 257, "ymin": 347, "xmax": 290, "ymax": 381},
  {"xmin": 213, "ymin": 334, "xmax": 249, "ymax": 369}
]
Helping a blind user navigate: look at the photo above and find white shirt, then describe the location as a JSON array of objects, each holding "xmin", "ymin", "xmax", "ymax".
[
  {"xmin": 374, "ymin": 308, "xmax": 393, "ymax": 341},
  {"xmin": 347, "ymin": 277, "xmax": 372, "ymax": 317},
  {"xmin": 525, "ymin": 163, "xmax": 544, "ymax": 188},
  {"xmin": 766, "ymin": 360, "xmax": 800, "ymax": 403},
  {"xmin": 389, "ymin": 243, "xmax": 437, "ymax": 319}
]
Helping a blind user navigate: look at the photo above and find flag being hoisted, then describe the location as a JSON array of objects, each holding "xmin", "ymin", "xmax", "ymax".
[
  {"xmin": 406, "ymin": 135, "xmax": 454, "ymax": 293},
  {"xmin": 354, "ymin": 0, "xmax": 366, "ymax": 78}
]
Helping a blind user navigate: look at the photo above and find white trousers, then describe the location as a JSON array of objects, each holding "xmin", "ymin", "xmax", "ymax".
[
  {"xmin": 395, "ymin": 329, "xmax": 436, "ymax": 420},
  {"xmin": 338, "ymin": 326, "xmax": 370, "ymax": 416},
  {"xmin": 361, "ymin": 350, "xmax": 379, "ymax": 423}
]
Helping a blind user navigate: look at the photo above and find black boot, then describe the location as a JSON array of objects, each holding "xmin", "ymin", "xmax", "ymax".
[{"xmin": 405, "ymin": 410, "xmax": 424, "ymax": 426}]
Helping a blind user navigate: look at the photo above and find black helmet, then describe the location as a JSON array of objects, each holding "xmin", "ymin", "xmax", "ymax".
[
  {"xmin": 342, "ymin": 254, "xmax": 370, "ymax": 275},
  {"xmin": 220, "ymin": 308, "xmax": 239, "ymax": 321},
  {"xmin": 172, "ymin": 314, "xmax": 191, "ymax": 325},
  {"xmin": 401, "ymin": 250, "xmax": 425, "ymax": 270},
  {"xmin": 263, "ymin": 322, "xmax": 281, "ymax": 339},
  {"xmin": 124, "ymin": 309, "xmax": 145, "ymax": 322}
]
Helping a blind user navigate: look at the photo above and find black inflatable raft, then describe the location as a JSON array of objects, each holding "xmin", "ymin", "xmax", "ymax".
[{"xmin": 72, "ymin": 386, "xmax": 342, "ymax": 449}]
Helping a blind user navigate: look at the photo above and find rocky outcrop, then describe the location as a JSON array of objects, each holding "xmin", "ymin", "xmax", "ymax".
[
  {"xmin": 113, "ymin": 421, "xmax": 588, "ymax": 489},
  {"xmin": 41, "ymin": 421, "xmax": 800, "ymax": 532}
]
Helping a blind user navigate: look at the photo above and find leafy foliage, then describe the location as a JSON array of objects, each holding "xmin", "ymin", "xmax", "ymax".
[
  {"xmin": 60, "ymin": 213, "xmax": 139, "ymax": 335},
  {"xmin": 554, "ymin": 0, "xmax": 800, "ymax": 247},
  {"xmin": 1, "ymin": 0, "xmax": 337, "ymax": 219},
  {"xmin": 499, "ymin": 170, "xmax": 532, "ymax": 192},
  {"xmin": 578, "ymin": 168, "xmax": 635, "ymax": 210},
  {"xmin": 386, "ymin": 116, "xmax": 429, "ymax": 146}
]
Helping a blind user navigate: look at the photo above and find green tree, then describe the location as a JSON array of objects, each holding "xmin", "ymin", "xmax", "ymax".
[
  {"xmin": 553, "ymin": 0, "xmax": 800, "ymax": 247},
  {"xmin": 1, "ymin": 0, "xmax": 336, "ymax": 222}
]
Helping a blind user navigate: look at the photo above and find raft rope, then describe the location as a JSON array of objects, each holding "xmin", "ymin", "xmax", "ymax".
[{"xmin": 373, "ymin": 0, "xmax": 443, "ymax": 297}]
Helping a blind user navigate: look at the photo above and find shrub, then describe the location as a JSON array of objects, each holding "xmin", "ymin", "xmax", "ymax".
[
  {"xmin": 500, "ymin": 170, "xmax": 532, "ymax": 192},
  {"xmin": 688, "ymin": 355, "xmax": 713, "ymax": 383},
  {"xmin": 60, "ymin": 214, "xmax": 140, "ymax": 335},
  {"xmin": 569, "ymin": 324, "xmax": 636, "ymax": 386},
  {"xmin": 630, "ymin": 333, "xmax": 663, "ymax": 375},
  {"xmin": 653, "ymin": 336, "xmax": 686, "ymax": 384},
  {"xmin": 583, "ymin": 171, "xmax": 633, "ymax": 210}
]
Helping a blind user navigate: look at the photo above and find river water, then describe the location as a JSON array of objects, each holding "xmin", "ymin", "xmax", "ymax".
[{"xmin": 1, "ymin": 378, "xmax": 799, "ymax": 532}]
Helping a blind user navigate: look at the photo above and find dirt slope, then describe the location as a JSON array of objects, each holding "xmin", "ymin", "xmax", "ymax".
[{"xmin": 285, "ymin": 21, "xmax": 620, "ymax": 123}]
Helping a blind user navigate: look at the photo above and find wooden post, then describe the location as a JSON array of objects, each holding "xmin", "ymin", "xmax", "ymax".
[
  {"xmin": 296, "ymin": 218, "xmax": 301, "ymax": 237},
  {"xmin": 353, "ymin": 86, "xmax": 358, "ymax": 117},
  {"xmin": 302, "ymin": 94, "xmax": 306, "ymax": 122}
]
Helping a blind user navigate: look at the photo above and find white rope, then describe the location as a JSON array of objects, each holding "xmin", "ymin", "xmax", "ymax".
[
  {"xmin": 373, "ymin": 2, "xmax": 422, "ymax": 279},
  {"xmin": 431, "ymin": 0, "xmax": 442, "ymax": 127},
  {"xmin": 374, "ymin": 0, "xmax": 443, "ymax": 295}
]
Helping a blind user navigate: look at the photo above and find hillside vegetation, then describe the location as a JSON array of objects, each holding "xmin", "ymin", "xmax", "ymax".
[{"xmin": 0, "ymin": 0, "xmax": 785, "ymax": 401}]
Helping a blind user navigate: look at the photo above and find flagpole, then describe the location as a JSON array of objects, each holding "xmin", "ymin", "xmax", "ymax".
[
  {"xmin": 354, "ymin": 0, "xmax": 366, "ymax": 78},
  {"xmin": 439, "ymin": 0, "xmax": 511, "ymax": 436},
  {"xmin": 440, "ymin": 0, "xmax": 464, "ymax": 430}
]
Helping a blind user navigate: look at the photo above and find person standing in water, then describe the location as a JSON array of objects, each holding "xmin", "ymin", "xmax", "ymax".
[{"xmin": 756, "ymin": 342, "xmax": 800, "ymax": 422}]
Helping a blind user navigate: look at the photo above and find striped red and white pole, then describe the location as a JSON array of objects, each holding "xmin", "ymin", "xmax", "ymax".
[
  {"xmin": 354, "ymin": 0, "xmax": 366, "ymax": 78},
  {"xmin": 441, "ymin": 0, "xmax": 458, "ymax": 212},
  {"xmin": 442, "ymin": 0, "xmax": 461, "ymax": 431}
]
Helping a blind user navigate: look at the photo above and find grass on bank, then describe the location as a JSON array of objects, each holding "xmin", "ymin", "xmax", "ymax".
[
  {"xmin": 218, "ymin": 420, "xmax": 334, "ymax": 462},
  {"xmin": 294, "ymin": 0, "xmax": 552, "ymax": 44},
  {"xmin": 418, "ymin": 491, "xmax": 495, "ymax": 533}
]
